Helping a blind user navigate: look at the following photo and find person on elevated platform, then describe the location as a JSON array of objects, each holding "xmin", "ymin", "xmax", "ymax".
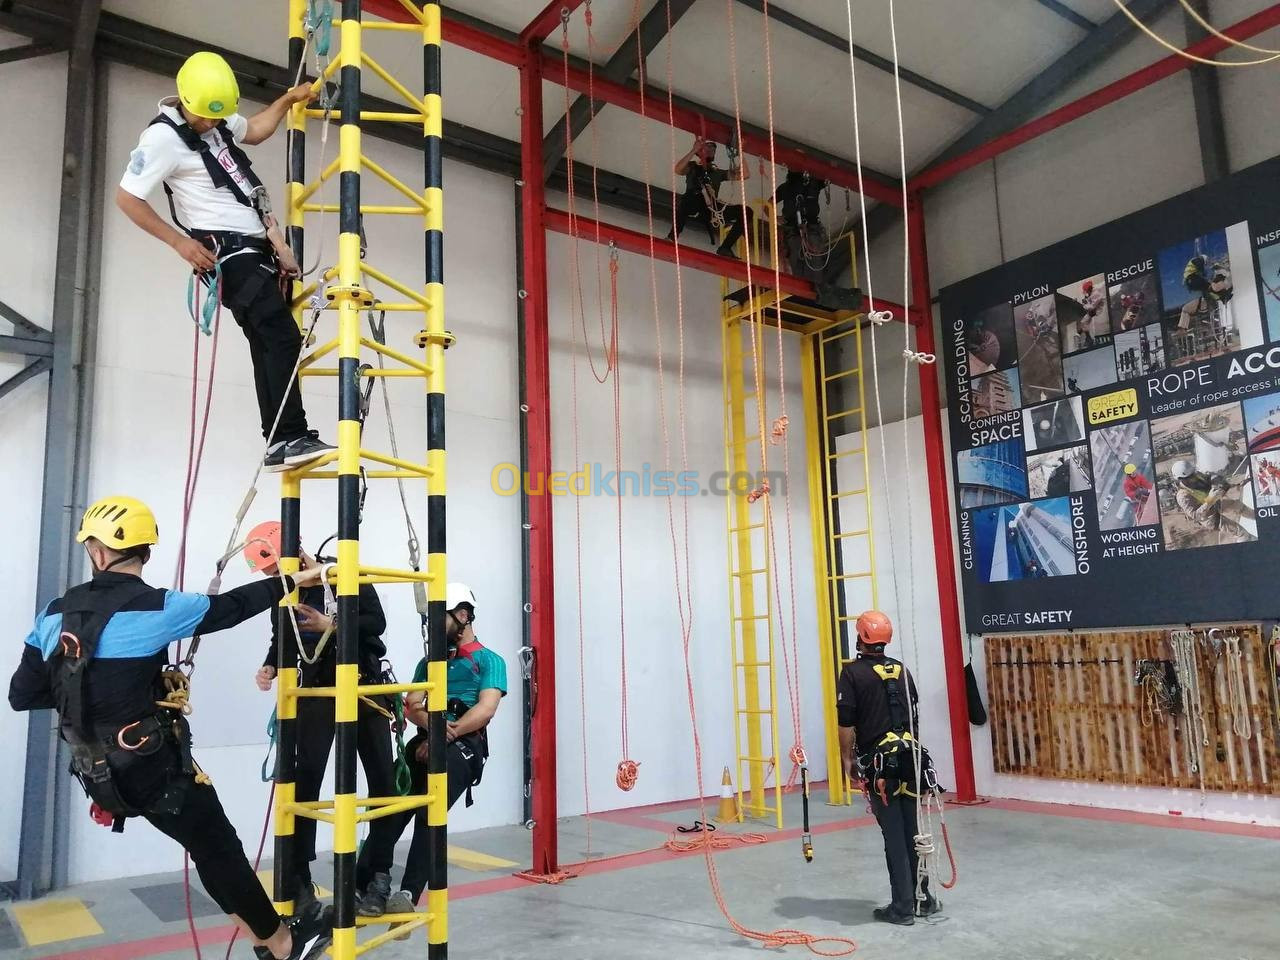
[
  {"xmin": 8, "ymin": 496, "xmax": 332, "ymax": 960},
  {"xmin": 774, "ymin": 168, "xmax": 862, "ymax": 311},
  {"xmin": 115, "ymin": 51, "xmax": 334, "ymax": 472},
  {"xmin": 669, "ymin": 137, "xmax": 753, "ymax": 258}
]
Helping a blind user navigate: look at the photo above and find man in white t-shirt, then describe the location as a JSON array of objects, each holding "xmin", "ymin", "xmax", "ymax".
[{"xmin": 116, "ymin": 51, "xmax": 333, "ymax": 471}]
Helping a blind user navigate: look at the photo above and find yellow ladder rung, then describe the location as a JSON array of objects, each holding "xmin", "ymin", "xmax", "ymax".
[
  {"xmin": 732, "ymin": 568, "xmax": 767, "ymax": 577},
  {"xmin": 825, "ymin": 407, "xmax": 862, "ymax": 420},
  {"xmin": 738, "ymin": 755, "xmax": 776, "ymax": 763},
  {"xmin": 729, "ymin": 522, "xmax": 765, "ymax": 533},
  {"xmin": 735, "ymin": 661, "xmax": 773, "ymax": 668},
  {"xmin": 737, "ymin": 708, "xmax": 774, "ymax": 715},
  {"xmin": 832, "ymin": 488, "xmax": 867, "ymax": 499},
  {"xmin": 833, "ymin": 529, "xmax": 869, "ymax": 539},
  {"xmin": 831, "ymin": 572, "xmax": 873, "ymax": 581},
  {"xmin": 828, "ymin": 447, "xmax": 864, "ymax": 460},
  {"xmin": 823, "ymin": 368, "xmax": 861, "ymax": 383},
  {"xmin": 733, "ymin": 614, "xmax": 770, "ymax": 622},
  {"xmin": 729, "ymin": 435, "xmax": 763, "ymax": 446}
]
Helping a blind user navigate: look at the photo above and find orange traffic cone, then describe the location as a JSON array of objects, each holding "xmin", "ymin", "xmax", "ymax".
[{"xmin": 717, "ymin": 766, "xmax": 737, "ymax": 823}]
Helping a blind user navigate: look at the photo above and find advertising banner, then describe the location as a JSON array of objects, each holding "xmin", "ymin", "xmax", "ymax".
[{"xmin": 941, "ymin": 156, "xmax": 1280, "ymax": 632}]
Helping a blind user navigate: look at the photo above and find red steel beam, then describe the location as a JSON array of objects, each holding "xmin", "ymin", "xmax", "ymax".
[
  {"xmin": 544, "ymin": 207, "xmax": 908, "ymax": 322},
  {"xmin": 364, "ymin": 0, "xmax": 526, "ymax": 64},
  {"xmin": 520, "ymin": 0, "xmax": 588, "ymax": 44},
  {"xmin": 907, "ymin": 192, "xmax": 976, "ymax": 802},
  {"xmin": 519, "ymin": 46, "xmax": 560, "ymax": 875},
  {"xmin": 911, "ymin": 4, "xmax": 1280, "ymax": 191},
  {"xmin": 363, "ymin": 0, "xmax": 898, "ymax": 206},
  {"xmin": 542, "ymin": 53, "xmax": 902, "ymax": 207}
]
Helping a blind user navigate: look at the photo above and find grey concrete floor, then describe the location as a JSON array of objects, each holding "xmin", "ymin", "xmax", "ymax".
[{"xmin": 4, "ymin": 792, "xmax": 1277, "ymax": 960}]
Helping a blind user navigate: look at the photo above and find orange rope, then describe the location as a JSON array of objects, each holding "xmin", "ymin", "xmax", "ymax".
[
  {"xmin": 940, "ymin": 820, "xmax": 958, "ymax": 890},
  {"xmin": 514, "ymin": 826, "xmax": 770, "ymax": 885},
  {"xmin": 723, "ymin": 0, "xmax": 808, "ymax": 791},
  {"xmin": 611, "ymin": 1, "xmax": 855, "ymax": 954}
]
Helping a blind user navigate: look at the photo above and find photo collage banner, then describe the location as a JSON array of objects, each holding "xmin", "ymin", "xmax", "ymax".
[{"xmin": 941, "ymin": 155, "xmax": 1280, "ymax": 632}]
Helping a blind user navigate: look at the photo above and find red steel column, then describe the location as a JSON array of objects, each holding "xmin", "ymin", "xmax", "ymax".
[
  {"xmin": 907, "ymin": 191, "xmax": 976, "ymax": 802},
  {"xmin": 519, "ymin": 42, "xmax": 558, "ymax": 873}
]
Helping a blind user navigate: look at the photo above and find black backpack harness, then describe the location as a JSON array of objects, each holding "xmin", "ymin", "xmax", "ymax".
[
  {"xmin": 52, "ymin": 581, "xmax": 203, "ymax": 831},
  {"xmin": 147, "ymin": 112, "xmax": 275, "ymax": 259},
  {"xmin": 863, "ymin": 659, "xmax": 934, "ymax": 803}
]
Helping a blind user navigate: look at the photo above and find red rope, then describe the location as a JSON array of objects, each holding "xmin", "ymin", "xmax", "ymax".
[
  {"xmin": 174, "ymin": 269, "xmax": 224, "ymax": 960},
  {"xmin": 614, "ymin": 1, "xmax": 854, "ymax": 954}
]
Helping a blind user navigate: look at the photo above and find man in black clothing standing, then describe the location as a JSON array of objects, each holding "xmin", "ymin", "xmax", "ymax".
[
  {"xmin": 244, "ymin": 522, "xmax": 401, "ymax": 916},
  {"xmin": 9, "ymin": 496, "xmax": 331, "ymax": 960},
  {"xmin": 836, "ymin": 610, "xmax": 939, "ymax": 926},
  {"xmin": 669, "ymin": 137, "xmax": 753, "ymax": 257}
]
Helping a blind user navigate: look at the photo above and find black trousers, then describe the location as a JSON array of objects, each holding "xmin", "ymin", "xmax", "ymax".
[
  {"xmin": 868, "ymin": 787, "xmax": 928, "ymax": 915},
  {"xmin": 355, "ymin": 731, "xmax": 481, "ymax": 900},
  {"xmin": 293, "ymin": 693, "xmax": 400, "ymax": 891},
  {"xmin": 143, "ymin": 777, "xmax": 281, "ymax": 940},
  {"xmin": 671, "ymin": 194, "xmax": 753, "ymax": 252},
  {"xmin": 218, "ymin": 251, "xmax": 309, "ymax": 442}
]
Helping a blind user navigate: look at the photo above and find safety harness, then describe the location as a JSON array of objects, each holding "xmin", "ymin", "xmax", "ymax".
[
  {"xmin": 52, "ymin": 581, "xmax": 204, "ymax": 832},
  {"xmin": 865, "ymin": 660, "xmax": 933, "ymax": 804},
  {"xmin": 148, "ymin": 111, "xmax": 274, "ymax": 251}
]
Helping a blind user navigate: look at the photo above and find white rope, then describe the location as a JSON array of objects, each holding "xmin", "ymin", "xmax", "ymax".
[
  {"xmin": 1171, "ymin": 629, "xmax": 1207, "ymax": 776},
  {"xmin": 1223, "ymin": 632, "xmax": 1252, "ymax": 740},
  {"xmin": 844, "ymin": 0, "xmax": 942, "ymax": 911}
]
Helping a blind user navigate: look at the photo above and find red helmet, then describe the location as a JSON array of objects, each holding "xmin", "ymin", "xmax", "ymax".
[
  {"xmin": 243, "ymin": 520, "xmax": 282, "ymax": 574},
  {"xmin": 1081, "ymin": 280, "xmax": 1094, "ymax": 295},
  {"xmin": 855, "ymin": 610, "xmax": 893, "ymax": 646}
]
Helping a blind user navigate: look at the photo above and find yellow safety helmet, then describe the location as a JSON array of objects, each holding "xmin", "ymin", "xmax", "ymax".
[
  {"xmin": 1124, "ymin": 463, "xmax": 1137, "ymax": 475},
  {"xmin": 176, "ymin": 51, "xmax": 239, "ymax": 120},
  {"xmin": 76, "ymin": 496, "xmax": 159, "ymax": 549}
]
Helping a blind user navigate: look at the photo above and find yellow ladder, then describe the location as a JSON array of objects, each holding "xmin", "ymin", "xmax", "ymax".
[
  {"xmin": 276, "ymin": 2, "xmax": 448, "ymax": 958},
  {"xmin": 721, "ymin": 292, "xmax": 783, "ymax": 828},
  {"xmin": 808, "ymin": 317, "xmax": 877, "ymax": 806}
]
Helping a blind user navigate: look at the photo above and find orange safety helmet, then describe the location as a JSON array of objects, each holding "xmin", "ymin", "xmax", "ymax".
[
  {"xmin": 243, "ymin": 520, "xmax": 282, "ymax": 574},
  {"xmin": 855, "ymin": 610, "xmax": 893, "ymax": 647}
]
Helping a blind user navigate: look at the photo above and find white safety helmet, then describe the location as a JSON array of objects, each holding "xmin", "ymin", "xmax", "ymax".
[
  {"xmin": 1171, "ymin": 460, "xmax": 1195, "ymax": 479},
  {"xmin": 446, "ymin": 581, "xmax": 476, "ymax": 614}
]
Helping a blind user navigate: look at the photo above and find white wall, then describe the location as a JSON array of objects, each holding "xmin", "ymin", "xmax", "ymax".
[{"xmin": 545, "ymin": 213, "xmax": 829, "ymax": 817}]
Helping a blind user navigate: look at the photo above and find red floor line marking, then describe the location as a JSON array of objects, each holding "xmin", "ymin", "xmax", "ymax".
[{"xmin": 982, "ymin": 796, "xmax": 1280, "ymax": 838}]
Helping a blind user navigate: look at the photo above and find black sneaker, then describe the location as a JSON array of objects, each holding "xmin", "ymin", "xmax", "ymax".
[
  {"xmin": 873, "ymin": 905, "xmax": 915, "ymax": 926},
  {"xmin": 263, "ymin": 441, "xmax": 288, "ymax": 472},
  {"xmin": 358, "ymin": 871, "xmax": 391, "ymax": 917},
  {"xmin": 280, "ymin": 432, "xmax": 336, "ymax": 468},
  {"xmin": 294, "ymin": 878, "xmax": 320, "ymax": 921},
  {"xmin": 918, "ymin": 895, "xmax": 942, "ymax": 917},
  {"xmin": 253, "ymin": 906, "xmax": 333, "ymax": 960}
]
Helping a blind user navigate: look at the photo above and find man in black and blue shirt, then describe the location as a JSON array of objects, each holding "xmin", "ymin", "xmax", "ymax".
[{"xmin": 9, "ymin": 496, "xmax": 331, "ymax": 960}]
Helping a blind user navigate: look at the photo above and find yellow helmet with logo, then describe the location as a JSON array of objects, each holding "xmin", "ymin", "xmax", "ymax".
[
  {"xmin": 76, "ymin": 496, "xmax": 159, "ymax": 549},
  {"xmin": 176, "ymin": 51, "xmax": 239, "ymax": 120}
]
